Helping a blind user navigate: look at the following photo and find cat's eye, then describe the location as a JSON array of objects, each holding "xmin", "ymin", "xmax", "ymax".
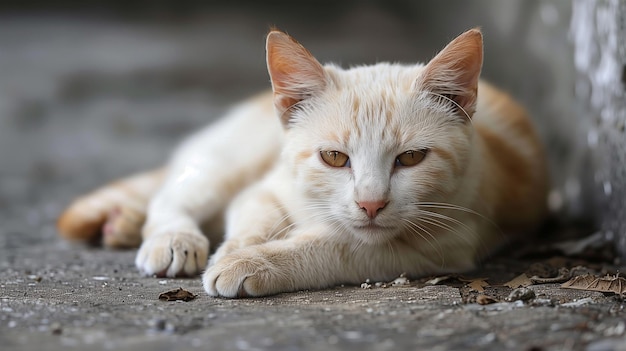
[
  {"xmin": 320, "ymin": 151, "xmax": 350, "ymax": 167},
  {"xmin": 395, "ymin": 149, "xmax": 428, "ymax": 167}
]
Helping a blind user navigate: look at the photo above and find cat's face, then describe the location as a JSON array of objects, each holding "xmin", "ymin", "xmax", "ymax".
[
  {"xmin": 283, "ymin": 64, "xmax": 474, "ymax": 244},
  {"xmin": 267, "ymin": 30, "xmax": 482, "ymax": 245}
]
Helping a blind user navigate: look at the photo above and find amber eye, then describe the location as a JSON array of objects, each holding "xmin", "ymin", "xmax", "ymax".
[
  {"xmin": 395, "ymin": 149, "xmax": 427, "ymax": 167},
  {"xmin": 320, "ymin": 151, "xmax": 350, "ymax": 167}
]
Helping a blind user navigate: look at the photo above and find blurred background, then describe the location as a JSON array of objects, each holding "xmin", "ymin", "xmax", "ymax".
[{"xmin": 0, "ymin": 1, "xmax": 607, "ymax": 251}]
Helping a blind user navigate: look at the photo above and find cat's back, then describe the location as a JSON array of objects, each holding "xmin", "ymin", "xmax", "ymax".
[
  {"xmin": 472, "ymin": 81, "xmax": 548, "ymax": 232},
  {"xmin": 474, "ymin": 82, "xmax": 535, "ymax": 137}
]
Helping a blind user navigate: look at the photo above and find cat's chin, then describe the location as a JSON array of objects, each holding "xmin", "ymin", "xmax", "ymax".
[{"xmin": 349, "ymin": 223, "xmax": 399, "ymax": 245}]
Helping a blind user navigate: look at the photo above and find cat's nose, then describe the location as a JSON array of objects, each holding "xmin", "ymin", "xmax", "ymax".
[{"xmin": 358, "ymin": 200, "xmax": 388, "ymax": 219}]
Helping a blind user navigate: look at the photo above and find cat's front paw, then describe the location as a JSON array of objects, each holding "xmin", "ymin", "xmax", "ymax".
[
  {"xmin": 203, "ymin": 248, "xmax": 289, "ymax": 298},
  {"xmin": 135, "ymin": 231, "xmax": 209, "ymax": 277}
]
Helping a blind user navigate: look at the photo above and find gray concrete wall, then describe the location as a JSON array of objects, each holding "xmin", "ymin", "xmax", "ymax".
[{"xmin": 572, "ymin": 0, "xmax": 626, "ymax": 258}]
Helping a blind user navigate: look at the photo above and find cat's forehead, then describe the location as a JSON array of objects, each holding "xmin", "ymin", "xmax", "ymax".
[
  {"xmin": 327, "ymin": 62, "xmax": 425, "ymax": 90},
  {"xmin": 324, "ymin": 63, "xmax": 428, "ymax": 118},
  {"xmin": 302, "ymin": 63, "xmax": 442, "ymax": 150}
]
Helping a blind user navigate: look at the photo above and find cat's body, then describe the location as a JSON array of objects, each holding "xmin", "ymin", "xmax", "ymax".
[{"xmin": 58, "ymin": 29, "xmax": 548, "ymax": 297}]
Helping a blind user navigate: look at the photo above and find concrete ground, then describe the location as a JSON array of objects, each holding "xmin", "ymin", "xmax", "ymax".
[
  {"xmin": 1, "ymin": 10, "xmax": 625, "ymax": 351},
  {"xmin": 3, "ymin": 223, "xmax": 626, "ymax": 351}
]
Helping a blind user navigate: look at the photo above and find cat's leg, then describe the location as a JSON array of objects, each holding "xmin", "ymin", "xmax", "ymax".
[
  {"xmin": 204, "ymin": 230, "xmax": 480, "ymax": 298},
  {"xmin": 57, "ymin": 169, "xmax": 164, "ymax": 248},
  {"xmin": 203, "ymin": 204, "xmax": 482, "ymax": 297},
  {"xmin": 135, "ymin": 93, "xmax": 283, "ymax": 278},
  {"xmin": 203, "ymin": 232, "xmax": 360, "ymax": 297},
  {"xmin": 207, "ymin": 183, "xmax": 292, "ymax": 267}
]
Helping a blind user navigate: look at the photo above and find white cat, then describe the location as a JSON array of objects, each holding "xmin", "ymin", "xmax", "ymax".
[{"xmin": 58, "ymin": 29, "xmax": 548, "ymax": 297}]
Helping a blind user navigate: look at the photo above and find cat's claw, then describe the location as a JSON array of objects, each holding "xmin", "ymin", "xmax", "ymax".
[
  {"xmin": 135, "ymin": 231, "xmax": 209, "ymax": 277},
  {"xmin": 203, "ymin": 249, "xmax": 283, "ymax": 298}
]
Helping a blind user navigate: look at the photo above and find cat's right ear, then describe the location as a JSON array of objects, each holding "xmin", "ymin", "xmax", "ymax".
[
  {"xmin": 266, "ymin": 31, "xmax": 327, "ymax": 127},
  {"xmin": 414, "ymin": 28, "xmax": 483, "ymax": 119}
]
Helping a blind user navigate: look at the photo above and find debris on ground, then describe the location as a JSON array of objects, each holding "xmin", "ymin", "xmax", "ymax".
[
  {"xmin": 561, "ymin": 274, "xmax": 626, "ymax": 295},
  {"xmin": 530, "ymin": 267, "xmax": 573, "ymax": 284},
  {"xmin": 460, "ymin": 277, "xmax": 489, "ymax": 292},
  {"xmin": 476, "ymin": 294, "xmax": 498, "ymax": 305},
  {"xmin": 391, "ymin": 273, "xmax": 409, "ymax": 286},
  {"xmin": 425, "ymin": 276, "xmax": 451, "ymax": 285},
  {"xmin": 158, "ymin": 287, "xmax": 197, "ymax": 302},
  {"xmin": 506, "ymin": 287, "xmax": 536, "ymax": 302},
  {"xmin": 361, "ymin": 273, "xmax": 409, "ymax": 289},
  {"xmin": 27, "ymin": 274, "xmax": 42, "ymax": 282},
  {"xmin": 504, "ymin": 273, "xmax": 533, "ymax": 288}
]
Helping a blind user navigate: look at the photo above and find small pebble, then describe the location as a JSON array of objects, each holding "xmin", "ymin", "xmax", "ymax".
[
  {"xmin": 392, "ymin": 277, "xmax": 409, "ymax": 286},
  {"xmin": 506, "ymin": 287, "xmax": 536, "ymax": 302},
  {"xmin": 148, "ymin": 318, "xmax": 167, "ymax": 331},
  {"xmin": 27, "ymin": 275, "xmax": 42, "ymax": 282},
  {"xmin": 50, "ymin": 323, "xmax": 62, "ymax": 335}
]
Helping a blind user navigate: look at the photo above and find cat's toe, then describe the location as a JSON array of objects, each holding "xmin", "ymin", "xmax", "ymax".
[{"xmin": 135, "ymin": 232, "xmax": 209, "ymax": 277}]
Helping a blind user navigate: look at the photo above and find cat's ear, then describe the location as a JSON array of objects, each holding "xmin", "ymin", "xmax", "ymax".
[
  {"xmin": 414, "ymin": 28, "xmax": 483, "ymax": 119},
  {"xmin": 266, "ymin": 30, "xmax": 327, "ymax": 127}
]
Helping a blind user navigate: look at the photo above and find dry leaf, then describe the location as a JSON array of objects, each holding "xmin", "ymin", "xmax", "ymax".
[
  {"xmin": 561, "ymin": 274, "xmax": 626, "ymax": 295},
  {"xmin": 158, "ymin": 287, "xmax": 197, "ymax": 302},
  {"xmin": 476, "ymin": 294, "xmax": 497, "ymax": 305},
  {"xmin": 460, "ymin": 277, "xmax": 489, "ymax": 292},
  {"xmin": 504, "ymin": 273, "xmax": 533, "ymax": 288}
]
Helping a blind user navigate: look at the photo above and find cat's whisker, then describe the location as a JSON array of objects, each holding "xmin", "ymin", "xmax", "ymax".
[
  {"xmin": 414, "ymin": 214, "xmax": 475, "ymax": 250},
  {"xmin": 269, "ymin": 221, "xmax": 299, "ymax": 241},
  {"xmin": 384, "ymin": 238, "xmax": 401, "ymax": 265},
  {"xmin": 399, "ymin": 218, "xmax": 445, "ymax": 268},
  {"xmin": 414, "ymin": 202, "xmax": 485, "ymax": 216},
  {"xmin": 399, "ymin": 221, "xmax": 447, "ymax": 270},
  {"xmin": 421, "ymin": 91, "xmax": 473, "ymax": 125},
  {"xmin": 412, "ymin": 202, "xmax": 500, "ymax": 230},
  {"xmin": 416, "ymin": 209, "xmax": 477, "ymax": 240},
  {"xmin": 416, "ymin": 203, "xmax": 504, "ymax": 256},
  {"xmin": 415, "ymin": 210, "xmax": 493, "ymax": 260},
  {"xmin": 266, "ymin": 201, "xmax": 335, "ymax": 239}
]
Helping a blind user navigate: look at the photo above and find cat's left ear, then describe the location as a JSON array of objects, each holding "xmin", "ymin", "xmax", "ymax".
[
  {"xmin": 266, "ymin": 31, "xmax": 327, "ymax": 127},
  {"xmin": 414, "ymin": 28, "xmax": 483, "ymax": 119}
]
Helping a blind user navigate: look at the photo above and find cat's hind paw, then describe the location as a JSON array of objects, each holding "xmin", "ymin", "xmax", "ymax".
[
  {"xmin": 135, "ymin": 231, "xmax": 209, "ymax": 277},
  {"xmin": 102, "ymin": 207, "xmax": 144, "ymax": 248},
  {"xmin": 57, "ymin": 203, "xmax": 144, "ymax": 248}
]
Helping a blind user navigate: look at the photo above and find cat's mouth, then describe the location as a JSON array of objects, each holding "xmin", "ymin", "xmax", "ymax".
[
  {"xmin": 353, "ymin": 221, "xmax": 396, "ymax": 232},
  {"xmin": 350, "ymin": 222, "xmax": 398, "ymax": 244},
  {"xmin": 355, "ymin": 223, "xmax": 387, "ymax": 230}
]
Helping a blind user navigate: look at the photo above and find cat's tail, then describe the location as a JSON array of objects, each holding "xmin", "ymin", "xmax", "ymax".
[{"xmin": 57, "ymin": 169, "xmax": 165, "ymax": 248}]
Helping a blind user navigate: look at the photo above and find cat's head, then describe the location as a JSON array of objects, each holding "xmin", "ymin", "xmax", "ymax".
[{"xmin": 267, "ymin": 29, "xmax": 483, "ymax": 245}]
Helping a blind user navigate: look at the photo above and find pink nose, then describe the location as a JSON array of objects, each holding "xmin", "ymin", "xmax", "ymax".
[{"xmin": 358, "ymin": 200, "xmax": 387, "ymax": 218}]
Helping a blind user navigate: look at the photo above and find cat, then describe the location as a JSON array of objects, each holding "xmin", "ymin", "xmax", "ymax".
[{"xmin": 57, "ymin": 28, "xmax": 548, "ymax": 298}]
